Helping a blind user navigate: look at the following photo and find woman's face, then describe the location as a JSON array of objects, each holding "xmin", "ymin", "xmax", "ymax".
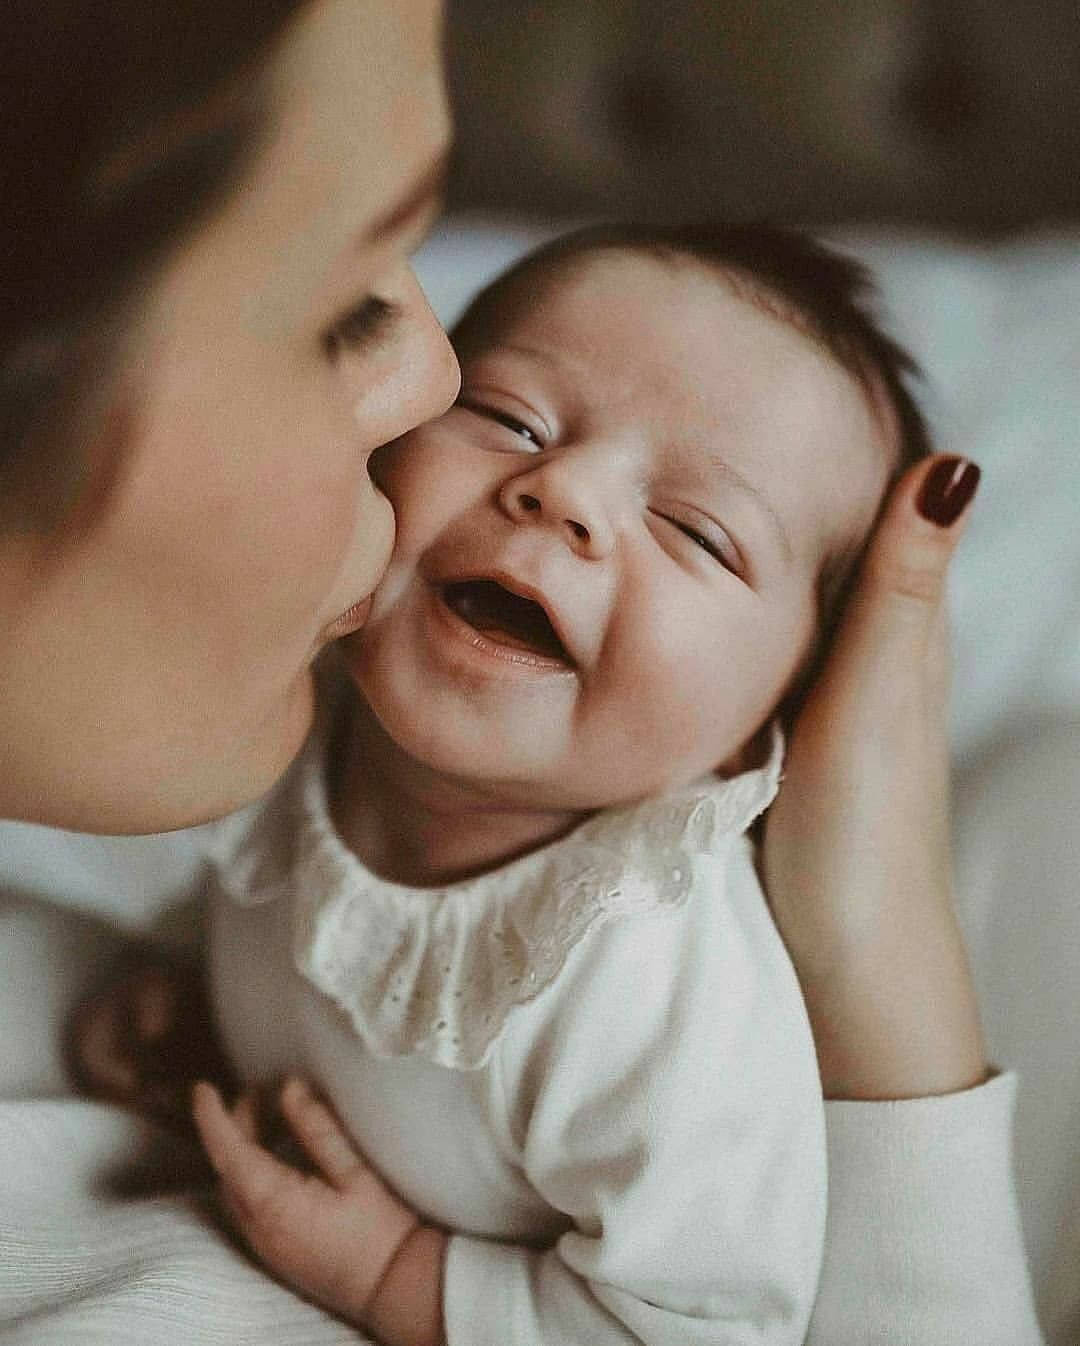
[{"xmin": 0, "ymin": 0, "xmax": 459, "ymax": 833}]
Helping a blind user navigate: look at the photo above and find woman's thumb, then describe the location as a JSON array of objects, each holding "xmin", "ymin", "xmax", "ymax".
[{"xmin": 861, "ymin": 455, "xmax": 981, "ymax": 615}]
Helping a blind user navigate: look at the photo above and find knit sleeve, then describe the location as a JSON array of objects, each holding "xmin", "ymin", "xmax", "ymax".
[
  {"xmin": 442, "ymin": 844, "xmax": 827, "ymax": 1345},
  {"xmin": 808, "ymin": 1070, "xmax": 1045, "ymax": 1344}
]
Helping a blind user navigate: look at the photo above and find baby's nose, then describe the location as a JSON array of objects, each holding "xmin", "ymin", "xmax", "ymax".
[
  {"xmin": 517, "ymin": 491, "xmax": 591, "ymax": 542},
  {"xmin": 501, "ymin": 469, "xmax": 615, "ymax": 558}
]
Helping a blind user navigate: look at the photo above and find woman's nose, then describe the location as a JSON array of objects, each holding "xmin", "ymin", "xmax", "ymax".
[
  {"xmin": 498, "ymin": 454, "xmax": 617, "ymax": 558},
  {"xmin": 403, "ymin": 277, "xmax": 461, "ymax": 427},
  {"xmin": 372, "ymin": 266, "xmax": 460, "ymax": 446}
]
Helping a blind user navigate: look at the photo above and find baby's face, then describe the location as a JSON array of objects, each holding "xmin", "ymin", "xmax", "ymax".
[{"xmin": 341, "ymin": 250, "xmax": 892, "ymax": 810}]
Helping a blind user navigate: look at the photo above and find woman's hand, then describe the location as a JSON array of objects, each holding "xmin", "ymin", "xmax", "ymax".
[
  {"xmin": 67, "ymin": 955, "xmax": 235, "ymax": 1132},
  {"xmin": 193, "ymin": 1078, "xmax": 446, "ymax": 1346},
  {"xmin": 763, "ymin": 455, "xmax": 988, "ymax": 1100}
]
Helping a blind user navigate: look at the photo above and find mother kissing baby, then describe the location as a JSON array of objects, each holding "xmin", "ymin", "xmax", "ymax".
[{"xmin": 3, "ymin": 2, "xmax": 1040, "ymax": 1343}]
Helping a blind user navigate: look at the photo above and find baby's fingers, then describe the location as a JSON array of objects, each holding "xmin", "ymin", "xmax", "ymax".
[
  {"xmin": 230, "ymin": 1089, "xmax": 260, "ymax": 1143},
  {"xmin": 279, "ymin": 1077, "xmax": 365, "ymax": 1191},
  {"xmin": 192, "ymin": 1080, "xmax": 294, "ymax": 1222}
]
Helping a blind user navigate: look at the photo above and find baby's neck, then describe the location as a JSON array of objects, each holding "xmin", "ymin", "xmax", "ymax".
[{"xmin": 329, "ymin": 702, "xmax": 587, "ymax": 888}]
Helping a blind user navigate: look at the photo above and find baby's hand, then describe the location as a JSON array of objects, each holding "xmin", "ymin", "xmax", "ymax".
[
  {"xmin": 192, "ymin": 1078, "xmax": 444, "ymax": 1342},
  {"xmin": 68, "ymin": 956, "xmax": 235, "ymax": 1133}
]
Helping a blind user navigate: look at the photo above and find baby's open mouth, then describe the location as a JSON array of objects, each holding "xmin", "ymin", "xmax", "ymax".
[{"xmin": 441, "ymin": 580, "xmax": 573, "ymax": 664}]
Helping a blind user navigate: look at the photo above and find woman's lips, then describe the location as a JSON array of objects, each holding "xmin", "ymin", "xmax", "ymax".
[{"xmin": 321, "ymin": 594, "xmax": 373, "ymax": 643}]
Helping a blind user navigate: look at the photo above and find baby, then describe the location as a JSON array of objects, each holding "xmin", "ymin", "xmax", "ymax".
[{"xmin": 178, "ymin": 225, "xmax": 931, "ymax": 1344}]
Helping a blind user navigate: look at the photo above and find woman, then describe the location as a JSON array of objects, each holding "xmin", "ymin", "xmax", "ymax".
[
  {"xmin": 1, "ymin": 0, "xmax": 458, "ymax": 834},
  {"xmin": 1, "ymin": 1, "xmax": 1042, "ymax": 1341}
]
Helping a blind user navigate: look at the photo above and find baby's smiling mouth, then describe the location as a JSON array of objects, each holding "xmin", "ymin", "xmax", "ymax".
[{"xmin": 441, "ymin": 580, "xmax": 573, "ymax": 665}]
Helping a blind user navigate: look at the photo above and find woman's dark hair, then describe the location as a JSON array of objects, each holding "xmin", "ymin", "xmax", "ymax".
[
  {"xmin": 1, "ymin": 0, "xmax": 309, "ymax": 517},
  {"xmin": 453, "ymin": 221, "xmax": 934, "ymax": 719}
]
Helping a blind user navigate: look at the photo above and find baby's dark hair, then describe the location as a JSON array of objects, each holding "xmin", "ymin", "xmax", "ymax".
[{"xmin": 452, "ymin": 221, "xmax": 934, "ymax": 722}]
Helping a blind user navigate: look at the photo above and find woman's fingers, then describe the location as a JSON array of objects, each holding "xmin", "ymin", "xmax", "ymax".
[
  {"xmin": 828, "ymin": 455, "xmax": 980, "ymax": 710},
  {"xmin": 763, "ymin": 453, "xmax": 987, "ymax": 1099},
  {"xmin": 279, "ymin": 1077, "xmax": 365, "ymax": 1191},
  {"xmin": 867, "ymin": 455, "xmax": 980, "ymax": 602},
  {"xmin": 783, "ymin": 454, "xmax": 980, "ymax": 841}
]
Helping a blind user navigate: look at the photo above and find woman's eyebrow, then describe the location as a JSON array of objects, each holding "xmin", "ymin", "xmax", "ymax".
[
  {"xmin": 357, "ymin": 149, "xmax": 450, "ymax": 247},
  {"xmin": 707, "ymin": 454, "xmax": 794, "ymax": 564}
]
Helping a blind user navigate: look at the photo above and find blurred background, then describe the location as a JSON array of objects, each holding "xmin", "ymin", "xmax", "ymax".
[{"xmin": 445, "ymin": 0, "xmax": 1080, "ymax": 233}]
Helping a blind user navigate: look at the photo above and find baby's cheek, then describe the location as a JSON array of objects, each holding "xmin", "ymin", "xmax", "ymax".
[
  {"xmin": 662, "ymin": 627, "xmax": 786, "ymax": 774},
  {"xmin": 621, "ymin": 660, "xmax": 736, "ymax": 789},
  {"xmin": 377, "ymin": 431, "xmax": 472, "ymax": 539},
  {"xmin": 368, "ymin": 432, "xmax": 419, "ymax": 501},
  {"xmin": 767, "ymin": 591, "xmax": 824, "ymax": 699}
]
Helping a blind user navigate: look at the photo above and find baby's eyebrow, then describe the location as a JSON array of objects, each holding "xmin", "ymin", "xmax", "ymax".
[
  {"xmin": 477, "ymin": 342, "xmax": 563, "ymax": 372},
  {"xmin": 706, "ymin": 454, "xmax": 794, "ymax": 564}
]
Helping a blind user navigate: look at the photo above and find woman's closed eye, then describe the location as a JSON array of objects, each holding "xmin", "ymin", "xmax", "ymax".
[
  {"xmin": 455, "ymin": 396, "xmax": 546, "ymax": 450},
  {"xmin": 323, "ymin": 294, "xmax": 397, "ymax": 358}
]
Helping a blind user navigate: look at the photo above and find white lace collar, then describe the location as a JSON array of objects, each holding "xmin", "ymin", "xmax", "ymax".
[{"xmin": 214, "ymin": 722, "xmax": 783, "ymax": 1070}]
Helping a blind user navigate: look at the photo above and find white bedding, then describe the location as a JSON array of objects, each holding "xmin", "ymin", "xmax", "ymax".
[{"xmin": 2, "ymin": 218, "xmax": 1078, "ymax": 1343}]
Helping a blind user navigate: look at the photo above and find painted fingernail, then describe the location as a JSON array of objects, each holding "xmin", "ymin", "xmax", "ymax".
[{"xmin": 917, "ymin": 457, "xmax": 981, "ymax": 527}]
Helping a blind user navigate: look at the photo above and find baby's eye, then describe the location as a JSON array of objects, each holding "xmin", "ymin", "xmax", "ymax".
[
  {"xmin": 666, "ymin": 516, "xmax": 743, "ymax": 576},
  {"xmin": 455, "ymin": 397, "xmax": 545, "ymax": 450},
  {"xmin": 323, "ymin": 295, "xmax": 397, "ymax": 358},
  {"xmin": 678, "ymin": 522, "xmax": 722, "ymax": 561}
]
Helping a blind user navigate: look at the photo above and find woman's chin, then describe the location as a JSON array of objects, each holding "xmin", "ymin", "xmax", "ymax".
[{"xmin": 197, "ymin": 672, "xmax": 318, "ymax": 826}]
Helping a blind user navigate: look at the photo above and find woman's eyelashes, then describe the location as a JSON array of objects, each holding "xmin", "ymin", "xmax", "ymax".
[{"xmin": 323, "ymin": 294, "xmax": 397, "ymax": 359}]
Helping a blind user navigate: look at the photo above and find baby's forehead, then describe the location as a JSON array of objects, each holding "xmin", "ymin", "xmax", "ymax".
[
  {"xmin": 459, "ymin": 244, "xmax": 898, "ymax": 445},
  {"xmin": 459, "ymin": 245, "xmax": 882, "ymax": 412},
  {"xmin": 461, "ymin": 244, "xmax": 779, "ymax": 331}
]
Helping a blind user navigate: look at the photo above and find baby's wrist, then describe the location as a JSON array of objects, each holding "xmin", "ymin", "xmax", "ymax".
[{"xmin": 363, "ymin": 1223, "xmax": 446, "ymax": 1346}]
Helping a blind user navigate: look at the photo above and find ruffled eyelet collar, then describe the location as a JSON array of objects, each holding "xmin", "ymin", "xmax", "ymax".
[{"xmin": 214, "ymin": 721, "xmax": 783, "ymax": 1069}]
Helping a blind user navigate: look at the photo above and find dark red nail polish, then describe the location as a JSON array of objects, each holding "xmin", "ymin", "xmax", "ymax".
[{"xmin": 917, "ymin": 457, "xmax": 981, "ymax": 527}]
